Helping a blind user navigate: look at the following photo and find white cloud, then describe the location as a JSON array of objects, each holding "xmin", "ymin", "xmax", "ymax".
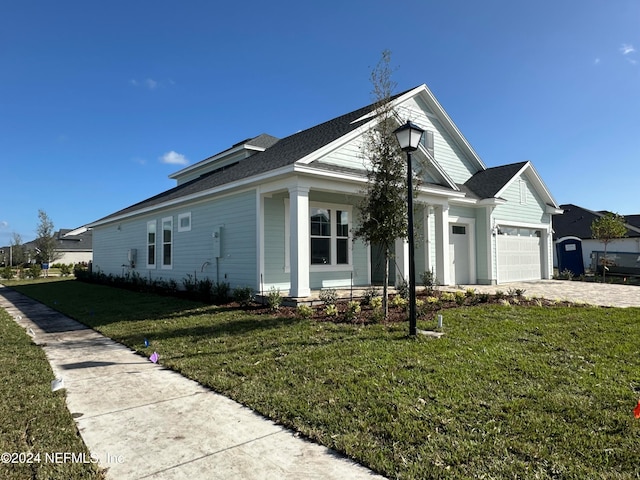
[
  {"xmin": 160, "ymin": 151, "xmax": 189, "ymax": 166},
  {"xmin": 130, "ymin": 78, "xmax": 160, "ymax": 90},
  {"xmin": 620, "ymin": 43, "xmax": 635, "ymax": 55},
  {"xmin": 0, "ymin": 221, "xmax": 8, "ymax": 229}
]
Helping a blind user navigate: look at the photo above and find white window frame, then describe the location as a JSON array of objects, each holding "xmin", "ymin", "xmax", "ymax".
[
  {"xmin": 146, "ymin": 220, "xmax": 156, "ymax": 268},
  {"xmin": 309, "ymin": 202, "xmax": 352, "ymax": 272},
  {"xmin": 284, "ymin": 200, "xmax": 353, "ymax": 273},
  {"xmin": 178, "ymin": 212, "xmax": 191, "ymax": 232},
  {"xmin": 161, "ymin": 216, "xmax": 173, "ymax": 269}
]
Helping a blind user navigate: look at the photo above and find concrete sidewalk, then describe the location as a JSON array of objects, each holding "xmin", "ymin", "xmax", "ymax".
[{"xmin": 0, "ymin": 286, "xmax": 384, "ymax": 480}]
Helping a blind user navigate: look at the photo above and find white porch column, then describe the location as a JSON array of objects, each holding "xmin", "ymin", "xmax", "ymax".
[
  {"xmin": 435, "ymin": 204, "xmax": 451, "ymax": 286},
  {"xmin": 394, "ymin": 237, "xmax": 409, "ymax": 285},
  {"xmin": 288, "ymin": 185, "xmax": 311, "ymax": 297}
]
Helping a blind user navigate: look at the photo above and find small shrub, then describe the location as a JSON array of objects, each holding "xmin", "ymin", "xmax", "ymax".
[
  {"xmin": 26, "ymin": 264, "xmax": 42, "ymax": 279},
  {"xmin": 197, "ymin": 278, "xmax": 214, "ymax": 302},
  {"xmin": 182, "ymin": 274, "xmax": 197, "ymax": 293},
  {"xmin": 267, "ymin": 287, "xmax": 282, "ymax": 311},
  {"xmin": 415, "ymin": 298, "xmax": 428, "ymax": 318},
  {"xmin": 370, "ymin": 296, "xmax": 383, "ymax": 310},
  {"xmin": 421, "ymin": 269, "xmax": 438, "ymax": 294},
  {"xmin": 325, "ymin": 304, "xmax": 338, "ymax": 317},
  {"xmin": 558, "ymin": 269, "xmax": 574, "ymax": 281},
  {"xmin": 440, "ymin": 291, "xmax": 455, "ymax": 302},
  {"xmin": 494, "ymin": 290, "xmax": 505, "ymax": 300},
  {"xmin": 506, "ymin": 287, "xmax": 526, "ymax": 298},
  {"xmin": 396, "ymin": 278, "xmax": 409, "ymax": 299},
  {"xmin": 454, "ymin": 290, "xmax": 466, "ymax": 306},
  {"xmin": 361, "ymin": 286, "xmax": 380, "ymax": 305},
  {"xmin": 426, "ymin": 296, "xmax": 440, "ymax": 305},
  {"xmin": 478, "ymin": 292, "xmax": 490, "ymax": 303},
  {"xmin": 59, "ymin": 263, "xmax": 72, "ymax": 276},
  {"xmin": 344, "ymin": 301, "xmax": 361, "ymax": 322},
  {"xmin": 391, "ymin": 295, "xmax": 407, "ymax": 309},
  {"xmin": 319, "ymin": 288, "xmax": 338, "ymax": 306},
  {"xmin": 233, "ymin": 286, "xmax": 254, "ymax": 307},
  {"xmin": 1, "ymin": 266, "xmax": 14, "ymax": 280},
  {"xmin": 212, "ymin": 281, "xmax": 231, "ymax": 304},
  {"xmin": 465, "ymin": 288, "xmax": 476, "ymax": 298},
  {"xmin": 296, "ymin": 304, "xmax": 314, "ymax": 319}
]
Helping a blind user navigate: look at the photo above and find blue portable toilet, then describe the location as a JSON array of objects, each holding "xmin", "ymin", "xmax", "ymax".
[{"xmin": 556, "ymin": 236, "xmax": 584, "ymax": 276}]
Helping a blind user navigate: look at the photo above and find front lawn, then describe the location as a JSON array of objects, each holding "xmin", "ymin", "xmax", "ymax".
[
  {"xmin": 8, "ymin": 279, "xmax": 640, "ymax": 479},
  {"xmin": 0, "ymin": 305, "xmax": 104, "ymax": 479}
]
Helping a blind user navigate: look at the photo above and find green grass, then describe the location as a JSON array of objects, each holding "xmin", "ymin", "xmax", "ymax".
[
  {"xmin": 7, "ymin": 279, "xmax": 640, "ymax": 479},
  {"xmin": 0, "ymin": 305, "xmax": 104, "ymax": 479}
]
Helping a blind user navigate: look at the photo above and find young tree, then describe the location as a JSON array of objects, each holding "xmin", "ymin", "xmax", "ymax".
[
  {"xmin": 34, "ymin": 209, "xmax": 61, "ymax": 265},
  {"xmin": 354, "ymin": 51, "xmax": 423, "ymax": 319},
  {"xmin": 10, "ymin": 232, "xmax": 26, "ymax": 266},
  {"xmin": 591, "ymin": 212, "xmax": 627, "ymax": 281}
]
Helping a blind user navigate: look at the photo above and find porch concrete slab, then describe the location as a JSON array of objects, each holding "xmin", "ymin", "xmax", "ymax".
[
  {"xmin": 453, "ymin": 279, "xmax": 640, "ymax": 308},
  {"xmin": 0, "ymin": 286, "xmax": 385, "ymax": 480}
]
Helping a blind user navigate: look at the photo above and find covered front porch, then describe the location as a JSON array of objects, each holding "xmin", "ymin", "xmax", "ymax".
[{"xmin": 258, "ymin": 178, "xmax": 462, "ymax": 299}]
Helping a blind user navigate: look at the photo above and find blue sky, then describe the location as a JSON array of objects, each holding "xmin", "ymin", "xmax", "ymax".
[{"xmin": 1, "ymin": 0, "xmax": 639, "ymax": 245}]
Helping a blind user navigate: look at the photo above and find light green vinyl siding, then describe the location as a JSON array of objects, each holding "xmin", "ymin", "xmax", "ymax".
[
  {"xmin": 398, "ymin": 98, "xmax": 479, "ymax": 184},
  {"xmin": 93, "ymin": 190, "xmax": 258, "ymax": 290},
  {"xmin": 492, "ymin": 176, "xmax": 549, "ymax": 225},
  {"xmin": 263, "ymin": 194, "xmax": 289, "ymax": 287},
  {"xmin": 449, "ymin": 205, "xmax": 475, "ymax": 219}
]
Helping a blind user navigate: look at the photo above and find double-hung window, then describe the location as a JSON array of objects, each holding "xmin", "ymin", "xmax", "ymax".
[
  {"xmin": 162, "ymin": 217, "xmax": 173, "ymax": 269},
  {"xmin": 147, "ymin": 221, "xmax": 156, "ymax": 268}
]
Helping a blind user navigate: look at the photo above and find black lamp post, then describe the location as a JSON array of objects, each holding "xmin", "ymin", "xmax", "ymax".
[{"xmin": 393, "ymin": 121, "xmax": 425, "ymax": 336}]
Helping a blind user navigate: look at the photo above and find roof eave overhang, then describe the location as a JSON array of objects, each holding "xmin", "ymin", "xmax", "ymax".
[{"xmin": 495, "ymin": 161, "xmax": 560, "ymax": 209}]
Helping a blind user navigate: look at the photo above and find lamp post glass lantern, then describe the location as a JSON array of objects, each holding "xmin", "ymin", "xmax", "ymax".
[{"xmin": 394, "ymin": 121, "xmax": 424, "ymax": 336}]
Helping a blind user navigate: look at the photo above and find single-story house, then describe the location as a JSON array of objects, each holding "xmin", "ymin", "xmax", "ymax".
[
  {"xmin": 2, "ymin": 227, "xmax": 92, "ymax": 267},
  {"xmin": 553, "ymin": 204, "xmax": 640, "ymax": 274},
  {"xmin": 87, "ymin": 84, "xmax": 561, "ymax": 297}
]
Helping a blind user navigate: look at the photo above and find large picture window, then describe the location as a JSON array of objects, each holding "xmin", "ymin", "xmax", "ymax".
[
  {"xmin": 310, "ymin": 205, "xmax": 350, "ymax": 266},
  {"xmin": 162, "ymin": 217, "xmax": 173, "ymax": 269},
  {"xmin": 147, "ymin": 221, "xmax": 156, "ymax": 268}
]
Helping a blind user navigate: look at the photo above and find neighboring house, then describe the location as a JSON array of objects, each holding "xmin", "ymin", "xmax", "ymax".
[
  {"xmin": 87, "ymin": 84, "xmax": 561, "ymax": 297},
  {"xmin": 553, "ymin": 204, "xmax": 640, "ymax": 273},
  {"xmin": 20, "ymin": 227, "xmax": 93, "ymax": 265}
]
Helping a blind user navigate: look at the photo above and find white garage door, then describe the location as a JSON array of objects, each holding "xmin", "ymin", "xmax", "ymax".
[{"xmin": 497, "ymin": 234, "xmax": 541, "ymax": 283}]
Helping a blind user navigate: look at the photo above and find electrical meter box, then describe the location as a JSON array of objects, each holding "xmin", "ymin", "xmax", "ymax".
[{"xmin": 212, "ymin": 227, "xmax": 222, "ymax": 258}]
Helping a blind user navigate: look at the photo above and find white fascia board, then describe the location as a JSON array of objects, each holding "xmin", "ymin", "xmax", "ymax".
[
  {"xmin": 296, "ymin": 121, "xmax": 374, "ymax": 165},
  {"xmin": 494, "ymin": 161, "xmax": 559, "ymax": 209},
  {"xmin": 406, "ymin": 85, "xmax": 487, "ymax": 172}
]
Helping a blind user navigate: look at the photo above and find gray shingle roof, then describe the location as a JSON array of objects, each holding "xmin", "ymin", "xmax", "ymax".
[
  {"xmin": 552, "ymin": 204, "xmax": 640, "ymax": 240},
  {"xmin": 92, "ymin": 90, "xmax": 412, "ymax": 224},
  {"xmin": 462, "ymin": 161, "xmax": 527, "ymax": 199}
]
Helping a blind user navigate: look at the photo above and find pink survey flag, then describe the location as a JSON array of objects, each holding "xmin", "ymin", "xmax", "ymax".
[{"xmin": 150, "ymin": 352, "xmax": 159, "ymax": 364}]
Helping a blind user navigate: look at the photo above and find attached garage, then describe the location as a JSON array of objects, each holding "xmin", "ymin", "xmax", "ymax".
[{"xmin": 496, "ymin": 228, "xmax": 542, "ymax": 283}]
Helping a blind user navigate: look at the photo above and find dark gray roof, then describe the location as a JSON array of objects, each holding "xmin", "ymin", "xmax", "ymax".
[
  {"xmin": 55, "ymin": 229, "xmax": 93, "ymax": 251},
  {"xmin": 92, "ymin": 89, "xmax": 413, "ymax": 224},
  {"xmin": 552, "ymin": 204, "xmax": 640, "ymax": 240},
  {"xmin": 463, "ymin": 161, "xmax": 527, "ymax": 199}
]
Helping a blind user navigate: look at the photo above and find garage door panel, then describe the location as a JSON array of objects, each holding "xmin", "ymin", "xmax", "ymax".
[{"xmin": 497, "ymin": 236, "xmax": 541, "ymax": 283}]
